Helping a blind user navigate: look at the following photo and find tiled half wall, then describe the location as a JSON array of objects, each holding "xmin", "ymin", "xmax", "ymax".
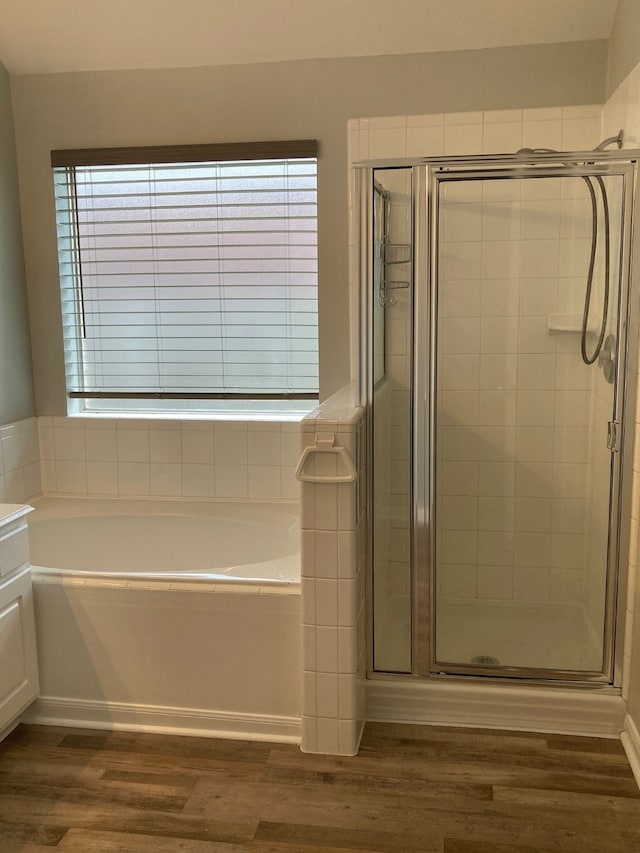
[{"xmin": 299, "ymin": 386, "xmax": 367, "ymax": 755}]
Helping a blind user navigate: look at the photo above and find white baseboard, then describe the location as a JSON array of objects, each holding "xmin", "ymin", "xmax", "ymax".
[
  {"xmin": 21, "ymin": 696, "xmax": 301, "ymax": 743},
  {"xmin": 21, "ymin": 688, "xmax": 631, "ymax": 756},
  {"xmin": 367, "ymin": 678, "xmax": 627, "ymax": 738},
  {"xmin": 622, "ymin": 714, "xmax": 640, "ymax": 787}
]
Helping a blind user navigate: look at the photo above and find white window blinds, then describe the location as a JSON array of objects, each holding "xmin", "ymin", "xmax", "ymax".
[{"xmin": 51, "ymin": 140, "xmax": 318, "ymax": 401}]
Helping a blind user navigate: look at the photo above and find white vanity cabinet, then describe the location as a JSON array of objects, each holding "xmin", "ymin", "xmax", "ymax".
[{"xmin": 0, "ymin": 504, "xmax": 38, "ymax": 736}]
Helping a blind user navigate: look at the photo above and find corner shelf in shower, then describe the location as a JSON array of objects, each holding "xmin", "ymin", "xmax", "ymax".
[
  {"xmin": 547, "ymin": 313, "xmax": 601, "ymax": 333},
  {"xmin": 379, "ymin": 241, "xmax": 411, "ymax": 306}
]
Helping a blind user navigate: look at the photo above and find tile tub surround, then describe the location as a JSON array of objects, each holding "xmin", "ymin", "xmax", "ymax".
[
  {"xmin": 0, "ymin": 417, "xmax": 41, "ymax": 503},
  {"xmin": 37, "ymin": 416, "xmax": 300, "ymax": 502},
  {"xmin": 300, "ymin": 386, "xmax": 367, "ymax": 755}
]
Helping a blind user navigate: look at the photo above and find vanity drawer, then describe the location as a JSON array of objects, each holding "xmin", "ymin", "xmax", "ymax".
[{"xmin": 0, "ymin": 521, "xmax": 29, "ymax": 578}]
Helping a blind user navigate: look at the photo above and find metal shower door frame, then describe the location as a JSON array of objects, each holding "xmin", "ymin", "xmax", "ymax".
[{"xmin": 413, "ymin": 153, "xmax": 640, "ymax": 685}]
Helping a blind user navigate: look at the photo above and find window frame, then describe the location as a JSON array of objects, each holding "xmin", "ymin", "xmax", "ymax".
[{"xmin": 51, "ymin": 139, "xmax": 319, "ymax": 416}]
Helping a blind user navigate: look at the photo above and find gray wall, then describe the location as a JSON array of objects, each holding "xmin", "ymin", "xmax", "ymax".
[
  {"xmin": 12, "ymin": 40, "xmax": 607, "ymax": 414},
  {"xmin": 607, "ymin": 0, "xmax": 640, "ymax": 96},
  {"xmin": 0, "ymin": 60, "xmax": 34, "ymax": 425}
]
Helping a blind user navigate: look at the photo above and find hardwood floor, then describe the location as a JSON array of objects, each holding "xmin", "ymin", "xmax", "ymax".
[{"xmin": 0, "ymin": 722, "xmax": 638, "ymax": 852}]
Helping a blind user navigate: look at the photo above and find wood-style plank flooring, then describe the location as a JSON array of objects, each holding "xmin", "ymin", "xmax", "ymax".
[{"xmin": 0, "ymin": 722, "xmax": 638, "ymax": 852}]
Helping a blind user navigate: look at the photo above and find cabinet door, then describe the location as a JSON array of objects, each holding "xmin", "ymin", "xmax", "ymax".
[{"xmin": 0, "ymin": 567, "xmax": 39, "ymax": 732}]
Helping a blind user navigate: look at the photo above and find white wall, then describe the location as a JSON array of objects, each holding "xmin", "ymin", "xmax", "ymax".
[
  {"xmin": 10, "ymin": 41, "xmax": 607, "ymax": 415},
  {"xmin": 607, "ymin": 0, "xmax": 640, "ymax": 96}
]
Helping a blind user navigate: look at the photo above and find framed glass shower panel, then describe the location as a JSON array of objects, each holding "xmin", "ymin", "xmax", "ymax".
[
  {"xmin": 428, "ymin": 162, "xmax": 634, "ymax": 681},
  {"xmin": 370, "ymin": 167, "xmax": 413, "ymax": 673}
]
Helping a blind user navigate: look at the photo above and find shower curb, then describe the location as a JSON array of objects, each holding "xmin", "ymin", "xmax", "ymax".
[{"xmin": 366, "ymin": 678, "xmax": 626, "ymax": 738}]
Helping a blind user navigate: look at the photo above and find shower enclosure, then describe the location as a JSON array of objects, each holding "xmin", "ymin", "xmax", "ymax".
[{"xmin": 364, "ymin": 147, "xmax": 639, "ymax": 685}]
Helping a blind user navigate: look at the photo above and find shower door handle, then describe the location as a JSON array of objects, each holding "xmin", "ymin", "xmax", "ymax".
[{"xmin": 607, "ymin": 420, "xmax": 619, "ymax": 452}]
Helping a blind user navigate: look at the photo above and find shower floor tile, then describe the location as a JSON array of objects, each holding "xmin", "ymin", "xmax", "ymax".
[{"xmin": 436, "ymin": 600, "xmax": 603, "ymax": 672}]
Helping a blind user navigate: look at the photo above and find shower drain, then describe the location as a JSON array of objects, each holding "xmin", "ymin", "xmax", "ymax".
[{"xmin": 470, "ymin": 655, "xmax": 500, "ymax": 666}]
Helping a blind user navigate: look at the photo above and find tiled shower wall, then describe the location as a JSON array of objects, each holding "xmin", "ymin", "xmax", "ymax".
[
  {"xmin": 436, "ymin": 173, "xmax": 608, "ymax": 607},
  {"xmin": 349, "ymin": 105, "xmax": 611, "ymax": 626},
  {"xmin": 349, "ymin": 106, "xmax": 603, "ymax": 165}
]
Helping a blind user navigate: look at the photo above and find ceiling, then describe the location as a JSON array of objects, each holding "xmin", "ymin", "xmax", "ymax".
[{"xmin": 0, "ymin": 0, "xmax": 620, "ymax": 76}]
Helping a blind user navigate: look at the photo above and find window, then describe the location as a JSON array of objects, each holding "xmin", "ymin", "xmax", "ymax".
[{"xmin": 51, "ymin": 140, "xmax": 318, "ymax": 416}]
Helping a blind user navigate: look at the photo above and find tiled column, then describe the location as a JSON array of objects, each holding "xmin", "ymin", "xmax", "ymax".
[{"xmin": 299, "ymin": 388, "xmax": 366, "ymax": 755}]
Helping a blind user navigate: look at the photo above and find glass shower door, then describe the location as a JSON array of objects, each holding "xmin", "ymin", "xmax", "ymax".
[{"xmin": 430, "ymin": 165, "xmax": 631, "ymax": 679}]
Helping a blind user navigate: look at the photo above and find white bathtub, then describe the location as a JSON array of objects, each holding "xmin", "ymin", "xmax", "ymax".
[
  {"xmin": 25, "ymin": 496, "xmax": 302, "ymax": 742},
  {"xmin": 28, "ymin": 496, "xmax": 300, "ymax": 584}
]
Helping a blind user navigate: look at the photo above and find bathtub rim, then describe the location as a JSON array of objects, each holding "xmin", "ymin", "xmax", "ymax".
[
  {"xmin": 28, "ymin": 494, "xmax": 301, "ymax": 591},
  {"xmin": 28, "ymin": 493, "xmax": 300, "ymax": 521},
  {"xmin": 30, "ymin": 564, "xmax": 301, "ymax": 594}
]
